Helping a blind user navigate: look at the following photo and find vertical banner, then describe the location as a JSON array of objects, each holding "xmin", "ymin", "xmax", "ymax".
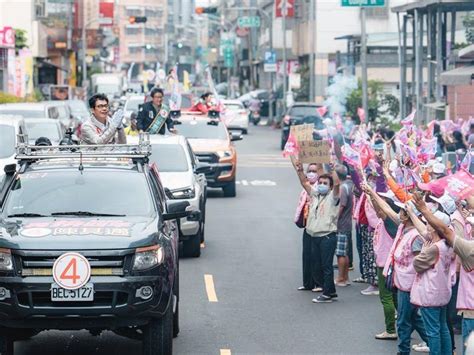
[
  {"xmin": 20, "ymin": 49, "xmax": 34, "ymax": 96},
  {"xmin": 15, "ymin": 57, "xmax": 24, "ymax": 97},
  {"xmin": 69, "ymin": 52, "xmax": 77, "ymax": 87},
  {"xmin": 7, "ymin": 48, "xmax": 15, "ymax": 95}
]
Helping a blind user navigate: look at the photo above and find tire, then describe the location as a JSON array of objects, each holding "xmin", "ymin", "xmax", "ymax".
[
  {"xmin": 222, "ymin": 179, "xmax": 236, "ymax": 197},
  {"xmin": 242, "ymin": 129, "xmax": 248, "ymax": 135},
  {"xmin": 200, "ymin": 222, "xmax": 205, "ymax": 243},
  {"xmin": 0, "ymin": 333, "xmax": 13, "ymax": 355},
  {"xmin": 142, "ymin": 304, "xmax": 173, "ymax": 355},
  {"xmin": 252, "ymin": 118, "xmax": 260, "ymax": 126},
  {"xmin": 183, "ymin": 231, "xmax": 201, "ymax": 258}
]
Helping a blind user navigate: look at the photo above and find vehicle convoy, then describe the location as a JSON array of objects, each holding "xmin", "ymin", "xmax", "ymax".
[
  {"xmin": 131, "ymin": 134, "xmax": 210, "ymax": 257},
  {"xmin": 0, "ymin": 137, "xmax": 188, "ymax": 355},
  {"xmin": 175, "ymin": 113, "xmax": 242, "ymax": 197}
]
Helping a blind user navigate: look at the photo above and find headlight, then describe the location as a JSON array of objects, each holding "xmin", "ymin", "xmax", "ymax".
[
  {"xmin": 132, "ymin": 245, "xmax": 165, "ymax": 271},
  {"xmin": 217, "ymin": 150, "xmax": 232, "ymax": 158},
  {"xmin": 0, "ymin": 249, "xmax": 13, "ymax": 271},
  {"xmin": 171, "ymin": 187, "xmax": 195, "ymax": 199}
]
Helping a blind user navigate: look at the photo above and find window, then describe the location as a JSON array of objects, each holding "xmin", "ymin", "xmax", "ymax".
[
  {"xmin": 126, "ymin": 9, "xmax": 142, "ymax": 17},
  {"xmin": 150, "ymin": 144, "xmax": 189, "ymax": 173},
  {"xmin": 125, "ymin": 27, "xmax": 142, "ymax": 35},
  {"xmin": 129, "ymin": 47, "xmax": 143, "ymax": 54}
]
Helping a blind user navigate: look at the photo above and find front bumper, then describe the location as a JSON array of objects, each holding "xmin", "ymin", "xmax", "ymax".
[{"xmin": 0, "ymin": 274, "xmax": 172, "ymax": 330}]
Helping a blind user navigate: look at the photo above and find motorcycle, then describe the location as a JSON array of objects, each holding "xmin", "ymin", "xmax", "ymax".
[{"xmin": 250, "ymin": 110, "xmax": 261, "ymax": 126}]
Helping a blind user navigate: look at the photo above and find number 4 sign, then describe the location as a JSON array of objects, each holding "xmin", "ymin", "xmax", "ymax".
[{"xmin": 53, "ymin": 252, "xmax": 91, "ymax": 290}]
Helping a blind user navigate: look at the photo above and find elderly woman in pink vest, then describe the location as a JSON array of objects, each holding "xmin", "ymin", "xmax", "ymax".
[
  {"xmin": 413, "ymin": 193, "xmax": 474, "ymax": 355},
  {"xmin": 407, "ymin": 207, "xmax": 454, "ymax": 355},
  {"xmin": 362, "ymin": 184, "xmax": 428, "ymax": 355}
]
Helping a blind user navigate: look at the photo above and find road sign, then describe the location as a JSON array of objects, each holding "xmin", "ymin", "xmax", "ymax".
[
  {"xmin": 341, "ymin": 0, "xmax": 385, "ymax": 6},
  {"xmin": 276, "ymin": 0, "xmax": 294, "ymax": 18},
  {"xmin": 264, "ymin": 50, "xmax": 277, "ymax": 72},
  {"xmin": 223, "ymin": 47, "xmax": 234, "ymax": 68},
  {"xmin": 53, "ymin": 252, "xmax": 91, "ymax": 290},
  {"xmin": 237, "ymin": 16, "xmax": 261, "ymax": 28}
]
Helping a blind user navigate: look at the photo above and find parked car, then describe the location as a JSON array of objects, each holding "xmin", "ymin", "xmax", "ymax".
[
  {"xmin": 280, "ymin": 102, "xmax": 324, "ymax": 150},
  {"xmin": 0, "ymin": 102, "xmax": 77, "ymax": 132},
  {"xmin": 0, "ymin": 115, "xmax": 27, "ymax": 174},
  {"xmin": 67, "ymin": 99, "xmax": 90, "ymax": 122},
  {"xmin": 175, "ymin": 113, "xmax": 242, "ymax": 197},
  {"xmin": 0, "ymin": 140, "xmax": 188, "ymax": 354},
  {"xmin": 149, "ymin": 135, "xmax": 209, "ymax": 257},
  {"xmin": 24, "ymin": 118, "xmax": 64, "ymax": 145},
  {"xmin": 222, "ymin": 100, "xmax": 249, "ymax": 134}
]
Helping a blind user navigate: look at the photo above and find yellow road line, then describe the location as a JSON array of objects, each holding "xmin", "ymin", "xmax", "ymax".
[
  {"xmin": 204, "ymin": 274, "xmax": 218, "ymax": 302},
  {"xmin": 220, "ymin": 349, "xmax": 231, "ymax": 355}
]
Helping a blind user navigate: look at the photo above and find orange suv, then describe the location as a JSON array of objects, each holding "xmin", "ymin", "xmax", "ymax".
[{"xmin": 174, "ymin": 113, "xmax": 242, "ymax": 197}]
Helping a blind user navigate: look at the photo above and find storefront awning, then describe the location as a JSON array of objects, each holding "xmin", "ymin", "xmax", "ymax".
[{"xmin": 440, "ymin": 66, "xmax": 474, "ymax": 86}]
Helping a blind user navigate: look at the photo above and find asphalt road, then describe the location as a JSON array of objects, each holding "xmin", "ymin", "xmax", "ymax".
[{"xmin": 16, "ymin": 124, "xmax": 423, "ymax": 354}]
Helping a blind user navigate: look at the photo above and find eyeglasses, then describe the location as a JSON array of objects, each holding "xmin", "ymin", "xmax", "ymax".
[
  {"xmin": 153, "ymin": 95, "xmax": 163, "ymax": 99},
  {"xmin": 95, "ymin": 104, "xmax": 109, "ymax": 109}
]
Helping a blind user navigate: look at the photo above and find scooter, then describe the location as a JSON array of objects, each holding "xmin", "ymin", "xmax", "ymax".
[{"xmin": 250, "ymin": 110, "xmax": 261, "ymax": 126}]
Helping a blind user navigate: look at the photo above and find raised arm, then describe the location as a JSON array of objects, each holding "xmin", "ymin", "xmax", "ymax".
[
  {"xmin": 362, "ymin": 183, "xmax": 399, "ymax": 223},
  {"xmin": 290, "ymin": 155, "xmax": 312, "ymax": 194},
  {"xmin": 406, "ymin": 204, "xmax": 428, "ymax": 240}
]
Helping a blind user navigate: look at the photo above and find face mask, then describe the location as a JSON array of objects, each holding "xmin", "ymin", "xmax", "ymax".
[
  {"xmin": 317, "ymin": 184, "xmax": 330, "ymax": 195},
  {"xmin": 306, "ymin": 172, "xmax": 318, "ymax": 184}
]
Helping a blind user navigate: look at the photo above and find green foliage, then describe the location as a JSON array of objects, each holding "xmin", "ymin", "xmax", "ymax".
[
  {"xmin": 14, "ymin": 28, "xmax": 28, "ymax": 53},
  {"xmin": 0, "ymin": 92, "xmax": 23, "ymax": 104},
  {"xmin": 463, "ymin": 12, "xmax": 474, "ymax": 45},
  {"xmin": 295, "ymin": 64, "xmax": 309, "ymax": 101},
  {"xmin": 345, "ymin": 80, "xmax": 400, "ymax": 125}
]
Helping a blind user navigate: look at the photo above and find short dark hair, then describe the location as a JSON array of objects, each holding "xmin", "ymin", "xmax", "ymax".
[
  {"xmin": 89, "ymin": 94, "xmax": 109, "ymax": 109},
  {"xmin": 335, "ymin": 164, "xmax": 348, "ymax": 181},
  {"xmin": 201, "ymin": 92, "xmax": 212, "ymax": 100},
  {"xmin": 318, "ymin": 174, "xmax": 334, "ymax": 188},
  {"xmin": 150, "ymin": 87, "xmax": 164, "ymax": 98}
]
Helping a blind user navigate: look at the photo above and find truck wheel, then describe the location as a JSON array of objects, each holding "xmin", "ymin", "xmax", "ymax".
[
  {"xmin": 142, "ymin": 305, "xmax": 173, "ymax": 355},
  {"xmin": 223, "ymin": 180, "xmax": 236, "ymax": 197},
  {"xmin": 0, "ymin": 333, "xmax": 13, "ymax": 355},
  {"xmin": 183, "ymin": 231, "xmax": 201, "ymax": 258}
]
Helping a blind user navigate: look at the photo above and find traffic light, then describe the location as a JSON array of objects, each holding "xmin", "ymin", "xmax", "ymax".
[
  {"xmin": 129, "ymin": 16, "xmax": 147, "ymax": 24},
  {"xmin": 195, "ymin": 7, "xmax": 218, "ymax": 14}
]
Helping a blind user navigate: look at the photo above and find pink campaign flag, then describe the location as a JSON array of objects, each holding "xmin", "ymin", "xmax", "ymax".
[
  {"xmin": 426, "ymin": 170, "xmax": 474, "ymax": 200},
  {"xmin": 317, "ymin": 106, "xmax": 328, "ymax": 117},
  {"xmin": 399, "ymin": 142, "xmax": 418, "ymax": 164},
  {"xmin": 282, "ymin": 134, "xmax": 300, "ymax": 158},
  {"xmin": 357, "ymin": 107, "xmax": 365, "ymax": 123},
  {"xmin": 342, "ymin": 144, "xmax": 362, "ymax": 168},
  {"xmin": 401, "ymin": 110, "xmax": 416, "ymax": 126},
  {"xmin": 461, "ymin": 150, "xmax": 473, "ymax": 172},
  {"xmin": 334, "ymin": 113, "xmax": 343, "ymax": 131},
  {"xmin": 426, "ymin": 121, "xmax": 436, "ymax": 138},
  {"xmin": 419, "ymin": 137, "xmax": 437, "ymax": 160}
]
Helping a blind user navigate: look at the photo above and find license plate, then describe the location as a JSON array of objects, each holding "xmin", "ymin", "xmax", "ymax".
[{"xmin": 51, "ymin": 283, "xmax": 94, "ymax": 302}]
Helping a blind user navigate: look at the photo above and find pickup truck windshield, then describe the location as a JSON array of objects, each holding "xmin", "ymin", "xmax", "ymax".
[
  {"xmin": 151, "ymin": 144, "xmax": 189, "ymax": 172},
  {"xmin": 3, "ymin": 170, "xmax": 155, "ymax": 217},
  {"xmin": 177, "ymin": 121, "xmax": 228, "ymax": 140}
]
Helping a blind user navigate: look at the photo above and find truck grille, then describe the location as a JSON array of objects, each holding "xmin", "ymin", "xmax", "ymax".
[
  {"xmin": 195, "ymin": 152, "xmax": 219, "ymax": 164},
  {"xmin": 17, "ymin": 290, "xmax": 129, "ymax": 308}
]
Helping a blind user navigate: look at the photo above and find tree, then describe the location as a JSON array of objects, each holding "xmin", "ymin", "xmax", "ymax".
[
  {"xmin": 463, "ymin": 12, "xmax": 474, "ymax": 45},
  {"xmin": 14, "ymin": 28, "xmax": 28, "ymax": 53}
]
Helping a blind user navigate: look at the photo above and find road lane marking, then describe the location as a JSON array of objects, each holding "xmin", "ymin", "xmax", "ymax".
[
  {"xmin": 220, "ymin": 349, "xmax": 231, "ymax": 355},
  {"xmin": 204, "ymin": 274, "xmax": 218, "ymax": 302},
  {"xmin": 242, "ymin": 179, "xmax": 249, "ymax": 186},
  {"xmin": 236, "ymin": 180, "xmax": 277, "ymax": 186}
]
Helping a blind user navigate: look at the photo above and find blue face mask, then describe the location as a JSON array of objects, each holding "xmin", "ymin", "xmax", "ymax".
[{"xmin": 317, "ymin": 184, "xmax": 330, "ymax": 195}]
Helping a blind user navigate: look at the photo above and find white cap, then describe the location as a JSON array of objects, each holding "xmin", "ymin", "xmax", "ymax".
[
  {"xmin": 426, "ymin": 159, "xmax": 437, "ymax": 168},
  {"xmin": 378, "ymin": 190, "xmax": 397, "ymax": 202},
  {"xmin": 431, "ymin": 193, "xmax": 457, "ymax": 215},
  {"xmin": 433, "ymin": 163, "xmax": 446, "ymax": 175}
]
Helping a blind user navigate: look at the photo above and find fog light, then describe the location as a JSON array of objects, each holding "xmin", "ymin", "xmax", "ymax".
[
  {"xmin": 0, "ymin": 287, "xmax": 11, "ymax": 301},
  {"xmin": 136, "ymin": 286, "xmax": 153, "ymax": 300}
]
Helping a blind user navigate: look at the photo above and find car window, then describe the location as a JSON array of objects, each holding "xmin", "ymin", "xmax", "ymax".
[
  {"xmin": 0, "ymin": 109, "xmax": 45, "ymax": 118},
  {"xmin": 125, "ymin": 97, "xmax": 145, "ymax": 112},
  {"xmin": 150, "ymin": 144, "xmax": 189, "ymax": 172},
  {"xmin": 147, "ymin": 170, "xmax": 164, "ymax": 214},
  {"xmin": 288, "ymin": 106, "xmax": 320, "ymax": 117},
  {"xmin": 3, "ymin": 170, "xmax": 155, "ymax": 217},
  {"xmin": 225, "ymin": 104, "xmax": 243, "ymax": 111},
  {"xmin": 0, "ymin": 125, "xmax": 15, "ymax": 158},
  {"xmin": 26, "ymin": 121, "xmax": 61, "ymax": 142},
  {"xmin": 177, "ymin": 121, "xmax": 228, "ymax": 140}
]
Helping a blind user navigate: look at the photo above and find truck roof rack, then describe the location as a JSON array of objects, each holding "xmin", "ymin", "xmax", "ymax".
[{"xmin": 15, "ymin": 133, "xmax": 152, "ymax": 164}]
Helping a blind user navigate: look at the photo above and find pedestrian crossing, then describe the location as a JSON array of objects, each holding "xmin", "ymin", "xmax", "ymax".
[{"xmin": 238, "ymin": 154, "xmax": 292, "ymax": 168}]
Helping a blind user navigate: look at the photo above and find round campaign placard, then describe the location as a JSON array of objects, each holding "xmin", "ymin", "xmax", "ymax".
[{"xmin": 52, "ymin": 252, "xmax": 91, "ymax": 290}]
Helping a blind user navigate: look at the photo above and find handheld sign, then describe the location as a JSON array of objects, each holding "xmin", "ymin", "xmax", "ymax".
[
  {"xmin": 290, "ymin": 123, "xmax": 314, "ymax": 142},
  {"xmin": 298, "ymin": 140, "xmax": 331, "ymax": 164}
]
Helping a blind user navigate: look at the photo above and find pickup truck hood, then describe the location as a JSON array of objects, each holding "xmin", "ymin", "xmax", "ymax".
[
  {"xmin": 188, "ymin": 139, "xmax": 229, "ymax": 153},
  {"xmin": 0, "ymin": 216, "xmax": 160, "ymax": 250},
  {"xmin": 159, "ymin": 171, "xmax": 193, "ymax": 190}
]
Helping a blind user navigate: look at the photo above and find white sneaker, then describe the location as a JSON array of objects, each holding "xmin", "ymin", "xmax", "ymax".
[
  {"xmin": 360, "ymin": 285, "xmax": 379, "ymax": 296},
  {"xmin": 412, "ymin": 342, "xmax": 429, "ymax": 353}
]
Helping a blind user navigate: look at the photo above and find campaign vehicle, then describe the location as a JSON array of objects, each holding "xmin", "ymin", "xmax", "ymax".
[
  {"xmin": 0, "ymin": 137, "xmax": 187, "ymax": 354},
  {"xmin": 222, "ymin": 100, "xmax": 249, "ymax": 134},
  {"xmin": 24, "ymin": 118, "xmax": 64, "ymax": 145},
  {"xmin": 175, "ymin": 114, "xmax": 242, "ymax": 197}
]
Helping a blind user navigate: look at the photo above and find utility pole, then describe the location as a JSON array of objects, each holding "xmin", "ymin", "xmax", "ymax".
[
  {"xmin": 282, "ymin": 0, "xmax": 288, "ymax": 109},
  {"xmin": 360, "ymin": 6, "xmax": 368, "ymax": 122}
]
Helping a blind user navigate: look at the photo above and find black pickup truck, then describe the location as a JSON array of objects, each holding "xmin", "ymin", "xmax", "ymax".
[{"xmin": 0, "ymin": 143, "xmax": 188, "ymax": 355}]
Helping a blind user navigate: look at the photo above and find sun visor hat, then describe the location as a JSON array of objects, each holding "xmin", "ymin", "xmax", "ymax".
[
  {"xmin": 430, "ymin": 194, "xmax": 457, "ymax": 215},
  {"xmin": 433, "ymin": 163, "xmax": 446, "ymax": 175},
  {"xmin": 418, "ymin": 182, "xmax": 444, "ymax": 197}
]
